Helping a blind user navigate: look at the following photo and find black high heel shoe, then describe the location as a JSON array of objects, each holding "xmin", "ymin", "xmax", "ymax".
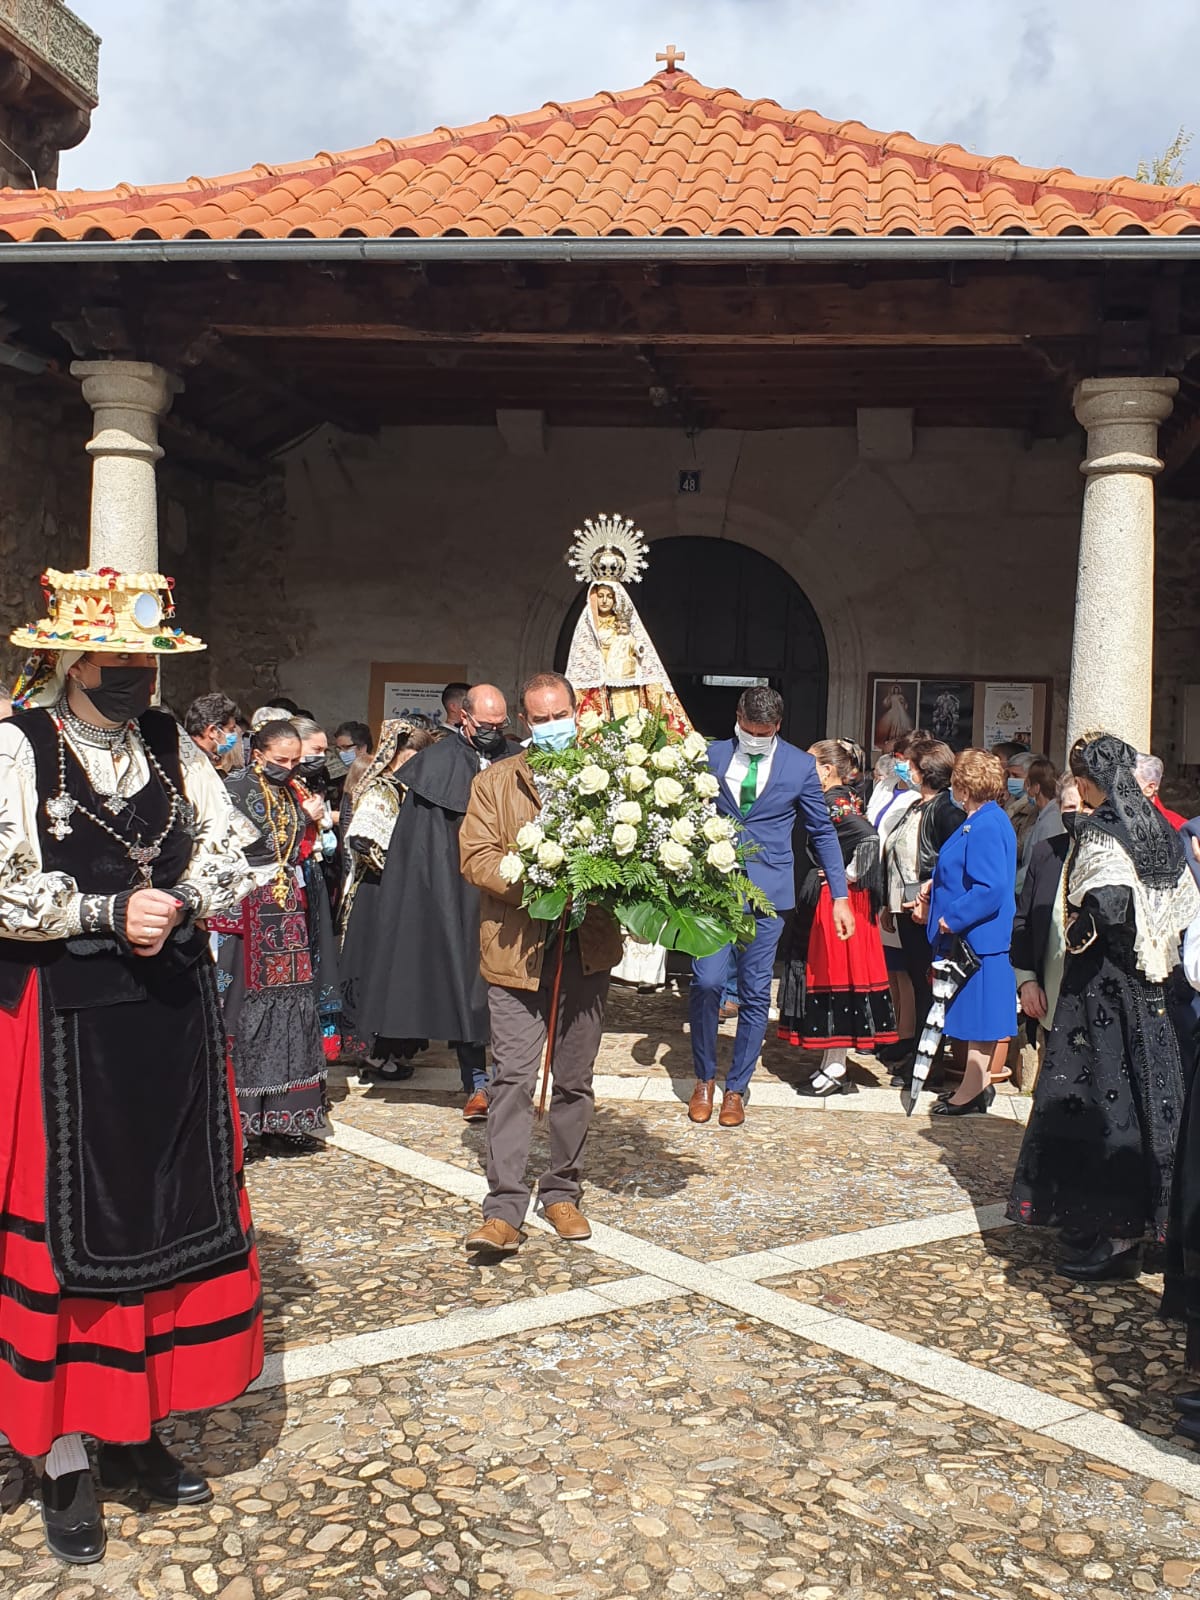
[
  {"xmin": 1056, "ymin": 1238, "xmax": 1143, "ymax": 1282},
  {"xmin": 931, "ymin": 1086, "xmax": 995, "ymax": 1117}
]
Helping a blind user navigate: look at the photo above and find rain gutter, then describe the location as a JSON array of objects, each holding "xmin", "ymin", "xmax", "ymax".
[{"xmin": 0, "ymin": 236, "xmax": 1198, "ymax": 266}]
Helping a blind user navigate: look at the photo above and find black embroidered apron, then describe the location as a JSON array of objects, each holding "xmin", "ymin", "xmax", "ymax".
[{"xmin": 0, "ymin": 708, "xmax": 247, "ymax": 1295}]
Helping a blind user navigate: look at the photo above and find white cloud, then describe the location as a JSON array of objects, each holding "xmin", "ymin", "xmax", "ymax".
[{"xmin": 59, "ymin": 0, "xmax": 1200, "ymax": 192}]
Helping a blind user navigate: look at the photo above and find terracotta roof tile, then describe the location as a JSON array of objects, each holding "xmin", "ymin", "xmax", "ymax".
[{"xmin": 2, "ymin": 70, "xmax": 1198, "ymax": 243}]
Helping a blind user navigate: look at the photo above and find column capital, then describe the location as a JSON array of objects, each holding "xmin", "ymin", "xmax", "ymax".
[
  {"xmin": 1073, "ymin": 376, "xmax": 1178, "ymax": 479},
  {"xmin": 69, "ymin": 358, "xmax": 182, "ymax": 419}
]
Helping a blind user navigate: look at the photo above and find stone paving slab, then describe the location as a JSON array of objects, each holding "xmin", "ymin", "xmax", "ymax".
[
  {"xmin": 247, "ymin": 1145, "xmax": 630, "ymax": 1352},
  {"xmin": 331, "ymin": 1093, "xmax": 1027, "ymax": 1261},
  {"xmin": 4, "ymin": 1299, "xmax": 1200, "ymax": 1598},
  {"xmin": 765, "ymin": 1226, "xmax": 1191, "ymax": 1441}
]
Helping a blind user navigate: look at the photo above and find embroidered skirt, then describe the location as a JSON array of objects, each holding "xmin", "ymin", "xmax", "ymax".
[
  {"xmin": 777, "ymin": 887, "xmax": 898, "ymax": 1050},
  {"xmin": 0, "ymin": 973, "xmax": 263, "ymax": 1457}
]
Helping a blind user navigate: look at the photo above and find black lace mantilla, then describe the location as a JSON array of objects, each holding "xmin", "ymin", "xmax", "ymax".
[{"xmin": 1076, "ymin": 733, "xmax": 1185, "ymax": 890}]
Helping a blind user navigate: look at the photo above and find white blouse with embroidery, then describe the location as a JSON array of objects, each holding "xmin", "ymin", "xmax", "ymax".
[{"xmin": 0, "ymin": 712, "xmax": 260, "ymax": 941}]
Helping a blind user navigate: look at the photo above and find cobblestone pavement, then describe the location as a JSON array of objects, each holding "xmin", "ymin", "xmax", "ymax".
[{"xmin": 5, "ymin": 1050, "xmax": 1200, "ymax": 1597}]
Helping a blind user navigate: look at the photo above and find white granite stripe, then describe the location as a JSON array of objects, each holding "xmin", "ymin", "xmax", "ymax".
[
  {"xmin": 1041, "ymin": 1413, "xmax": 1200, "ymax": 1501},
  {"xmin": 760, "ymin": 1203, "xmax": 1013, "ymax": 1274}
]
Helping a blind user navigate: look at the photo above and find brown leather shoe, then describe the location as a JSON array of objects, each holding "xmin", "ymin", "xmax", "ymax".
[
  {"xmin": 718, "ymin": 1001, "xmax": 740, "ymax": 1022},
  {"xmin": 542, "ymin": 1201, "xmax": 592, "ymax": 1241},
  {"xmin": 462, "ymin": 1090, "xmax": 489, "ymax": 1122},
  {"xmin": 718, "ymin": 1090, "xmax": 745, "ymax": 1128},
  {"xmin": 688, "ymin": 1078, "xmax": 715, "ymax": 1123},
  {"xmin": 464, "ymin": 1217, "xmax": 520, "ymax": 1253}
]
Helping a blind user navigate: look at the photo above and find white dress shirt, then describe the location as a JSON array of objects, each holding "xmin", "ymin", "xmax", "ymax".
[{"xmin": 724, "ymin": 739, "xmax": 777, "ymax": 808}]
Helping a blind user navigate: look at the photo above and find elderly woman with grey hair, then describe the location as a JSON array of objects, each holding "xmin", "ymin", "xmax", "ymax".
[{"xmin": 1137, "ymin": 750, "xmax": 1188, "ymax": 830}]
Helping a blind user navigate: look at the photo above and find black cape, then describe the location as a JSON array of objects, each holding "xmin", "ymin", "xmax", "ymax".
[{"xmin": 357, "ymin": 734, "xmax": 509, "ymax": 1044}]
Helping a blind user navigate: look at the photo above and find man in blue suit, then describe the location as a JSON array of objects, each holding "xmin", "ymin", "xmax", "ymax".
[{"xmin": 689, "ymin": 687, "xmax": 854, "ymax": 1127}]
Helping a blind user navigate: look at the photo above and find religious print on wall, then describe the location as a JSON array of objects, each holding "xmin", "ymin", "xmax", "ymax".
[
  {"xmin": 918, "ymin": 679, "xmax": 975, "ymax": 752},
  {"xmin": 870, "ymin": 679, "xmax": 919, "ymax": 753}
]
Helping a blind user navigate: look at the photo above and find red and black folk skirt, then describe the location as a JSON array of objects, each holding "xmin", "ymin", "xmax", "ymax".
[
  {"xmin": 777, "ymin": 886, "xmax": 898, "ymax": 1051},
  {"xmin": 0, "ymin": 971, "xmax": 263, "ymax": 1458}
]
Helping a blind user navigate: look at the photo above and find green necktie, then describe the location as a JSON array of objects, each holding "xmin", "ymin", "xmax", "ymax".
[{"xmin": 739, "ymin": 754, "xmax": 761, "ymax": 816}]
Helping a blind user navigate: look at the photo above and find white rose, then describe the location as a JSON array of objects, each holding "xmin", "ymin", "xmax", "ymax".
[
  {"xmin": 497, "ymin": 852, "xmax": 525, "ymax": 885},
  {"xmin": 577, "ymin": 764, "xmax": 611, "ymax": 795},
  {"xmin": 625, "ymin": 766, "xmax": 652, "ymax": 794},
  {"xmin": 515, "ymin": 821, "xmax": 544, "ymax": 852},
  {"xmin": 706, "ymin": 839, "xmax": 738, "ymax": 874},
  {"xmin": 577, "ymin": 708, "xmax": 603, "ymax": 735},
  {"xmin": 573, "ymin": 816, "xmax": 596, "ymax": 843},
  {"xmin": 612, "ymin": 823, "xmax": 639, "ymax": 857},
  {"xmin": 658, "ymin": 839, "xmax": 692, "ymax": 874},
  {"xmin": 669, "ymin": 817, "xmax": 695, "ymax": 845},
  {"xmin": 624, "ymin": 743, "xmax": 649, "ymax": 767},
  {"xmin": 650, "ymin": 746, "xmax": 680, "ymax": 772},
  {"xmin": 693, "ymin": 772, "xmax": 720, "ymax": 799},
  {"xmin": 652, "ymin": 776, "xmax": 686, "ymax": 809},
  {"xmin": 702, "ymin": 815, "xmax": 735, "ymax": 843},
  {"xmin": 624, "ymin": 711, "xmax": 648, "ymax": 740},
  {"xmin": 614, "ymin": 800, "xmax": 643, "ymax": 825},
  {"xmin": 536, "ymin": 839, "xmax": 565, "ymax": 871},
  {"xmin": 682, "ymin": 731, "xmax": 709, "ymax": 762}
]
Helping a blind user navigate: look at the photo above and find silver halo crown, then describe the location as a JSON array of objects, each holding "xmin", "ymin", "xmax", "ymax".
[{"xmin": 567, "ymin": 514, "xmax": 649, "ymax": 586}]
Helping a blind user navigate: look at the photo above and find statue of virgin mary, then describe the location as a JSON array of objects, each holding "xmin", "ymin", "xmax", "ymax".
[
  {"xmin": 564, "ymin": 514, "xmax": 691, "ymax": 737},
  {"xmin": 564, "ymin": 515, "xmax": 691, "ymax": 991}
]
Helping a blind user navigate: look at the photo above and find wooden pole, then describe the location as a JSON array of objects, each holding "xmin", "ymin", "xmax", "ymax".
[{"xmin": 536, "ymin": 907, "xmax": 571, "ymax": 1122}]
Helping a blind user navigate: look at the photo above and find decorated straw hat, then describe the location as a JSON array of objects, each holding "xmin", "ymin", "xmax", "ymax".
[{"xmin": 9, "ymin": 567, "xmax": 205, "ymax": 654}]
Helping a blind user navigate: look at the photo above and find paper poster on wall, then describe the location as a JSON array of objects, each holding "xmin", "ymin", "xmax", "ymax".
[
  {"xmin": 382, "ymin": 682, "xmax": 447, "ymax": 724},
  {"xmin": 918, "ymin": 679, "xmax": 975, "ymax": 752},
  {"xmin": 983, "ymin": 682, "xmax": 1035, "ymax": 749}
]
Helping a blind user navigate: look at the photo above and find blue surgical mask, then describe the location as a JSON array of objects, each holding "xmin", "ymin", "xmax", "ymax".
[
  {"xmin": 1007, "ymin": 777, "xmax": 1026, "ymax": 799},
  {"xmin": 894, "ymin": 760, "xmax": 912, "ymax": 785},
  {"xmin": 216, "ymin": 728, "xmax": 239, "ymax": 755},
  {"xmin": 530, "ymin": 716, "xmax": 576, "ymax": 752},
  {"xmin": 339, "ymin": 747, "xmax": 356, "ymax": 767},
  {"xmin": 1026, "ymin": 792, "xmax": 1038, "ymax": 810}
]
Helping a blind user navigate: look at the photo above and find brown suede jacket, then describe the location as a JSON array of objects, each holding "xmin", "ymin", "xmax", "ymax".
[{"xmin": 459, "ymin": 752, "xmax": 623, "ymax": 991}]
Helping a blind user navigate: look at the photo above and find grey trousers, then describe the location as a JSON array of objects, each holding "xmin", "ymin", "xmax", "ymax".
[{"xmin": 483, "ymin": 943, "xmax": 609, "ymax": 1227}]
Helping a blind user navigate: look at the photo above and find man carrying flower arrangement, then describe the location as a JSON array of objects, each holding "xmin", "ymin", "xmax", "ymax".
[
  {"xmin": 459, "ymin": 672, "xmax": 624, "ymax": 1253},
  {"xmin": 688, "ymin": 687, "xmax": 855, "ymax": 1128}
]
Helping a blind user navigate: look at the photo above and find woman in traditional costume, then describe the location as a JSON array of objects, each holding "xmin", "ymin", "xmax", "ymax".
[
  {"xmin": 0, "ymin": 568, "xmax": 262, "ymax": 1563},
  {"xmin": 338, "ymin": 718, "xmax": 433, "ymax": 1070},
  {"xmin": 777, "ymin": 739, "xmax": 897, "ymax": 1094},
  {"xmin": 564, "ymin": 515, "xmax": 690, "ymax": 989},
  {"xmin": 1009, "ymin": 733, "xmax": 1198, "ymax": 1280},
  {"xmin": 213, "ymin": 719, "xmax": 339, "ymax": 1153}
]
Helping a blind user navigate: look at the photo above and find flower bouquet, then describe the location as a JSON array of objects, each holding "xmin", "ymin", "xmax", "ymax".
[{"xmin": 498, "ymin": 707, "xmax": 773, "ymax": 958}]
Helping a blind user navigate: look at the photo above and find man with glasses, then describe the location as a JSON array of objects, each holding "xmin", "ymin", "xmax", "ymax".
[{"xmin": 358, "ymin": 685, "xmax": 518, "ymax": 1117}]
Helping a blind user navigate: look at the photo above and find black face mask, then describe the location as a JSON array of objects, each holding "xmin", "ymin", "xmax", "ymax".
[
  {"xmin": 469, "ymin": 724, "xmax": 508, "ymax": 757},
  {"xmin": 84, "ymin": 665, "xmax": 156, "ymax": 724},
  {"xmin": 1062, "ymin": 810, "xmax": 1084, "ymax": 839},
  {"xmin": 260, "ymin": 761, "xmax": 295, "ymax": 785},
  {"xmin": 298, "ymin": 754, "xmax": 328, "ymax": 782}
]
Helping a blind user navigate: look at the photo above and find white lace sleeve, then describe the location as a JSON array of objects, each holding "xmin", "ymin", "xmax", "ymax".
[
  {"xmin": 0, "ymin": 722, "xmax": 86, "ymax": 939},
  {"xmin": 175, "ymin": 727, "xmax": 261, "ymax": 917}
]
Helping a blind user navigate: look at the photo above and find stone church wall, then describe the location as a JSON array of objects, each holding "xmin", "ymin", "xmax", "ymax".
[{"xmin": 272, "ymin": 421, "xmax": 1088, "ymax": 754}]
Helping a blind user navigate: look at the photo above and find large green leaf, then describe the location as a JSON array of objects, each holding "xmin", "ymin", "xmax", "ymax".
[
  {"xmin": 615, "ymin": 900, "xmax": 738, "ymax": 959},
  {"xmin": 527, "ymin": 887, "xmax": 570, "ymax": 922}
]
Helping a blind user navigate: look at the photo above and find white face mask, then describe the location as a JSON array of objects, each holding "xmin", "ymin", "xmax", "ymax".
[{"xmin": 735, "ymin": 723, "xmax": 776, "ymax": 759}]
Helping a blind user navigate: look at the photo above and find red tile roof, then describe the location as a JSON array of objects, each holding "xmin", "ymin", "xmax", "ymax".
[{"xmin": 2, "ymin": 70, "xmax": 1199, "ymax": 243}]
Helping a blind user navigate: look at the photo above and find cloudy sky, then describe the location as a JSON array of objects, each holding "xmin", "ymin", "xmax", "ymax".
[{"xmin": 60, "ymin": 0, "xmax": 1197, "ymax": 193}]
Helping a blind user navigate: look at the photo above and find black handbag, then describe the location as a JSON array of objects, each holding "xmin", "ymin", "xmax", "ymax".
[{"xmin": 944, "ymin": 935, "xmax": 981, "ymax": 985}]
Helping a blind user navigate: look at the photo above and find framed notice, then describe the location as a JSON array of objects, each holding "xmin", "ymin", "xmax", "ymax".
[
  {"xmin": 867, "ymin": 673, "xmax": 1052, "ymax": 758},
  {"xmin": 367, "ymin": 662, "xmax": 467, "ymax": 736}
]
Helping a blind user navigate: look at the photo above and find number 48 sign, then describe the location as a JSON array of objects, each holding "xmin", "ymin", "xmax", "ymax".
[{"xmin": 678, "ymin": 469, "xmax": 702, "ymax": 493}]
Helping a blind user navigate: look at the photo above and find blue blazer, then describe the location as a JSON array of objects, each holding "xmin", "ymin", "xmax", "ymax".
[
  {"xmin": 928, "ymin": 800, "xmax": 1016, "ymax": 957},
  {"xmin": 709, "ymin": 737, "xmax": 848, "ymax": 913}
]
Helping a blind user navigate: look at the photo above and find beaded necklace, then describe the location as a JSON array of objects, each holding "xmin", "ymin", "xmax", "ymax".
[
  {"xmin": 257, "ymin": 768, "xmax": 303, "ymax": 908},
  {"xmin": 44, "ymin": 701, "xmax": 192, "ymax": 887}
]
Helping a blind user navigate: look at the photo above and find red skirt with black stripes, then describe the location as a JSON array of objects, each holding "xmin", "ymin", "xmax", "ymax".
[{"xmin": 0, "ymin": 976, "xmax": 263, "ymax": 1458}]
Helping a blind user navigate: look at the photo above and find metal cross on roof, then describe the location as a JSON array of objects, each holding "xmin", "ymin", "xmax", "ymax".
[{"xmin": 656, "ymin": 44, "xmax": 685, "ymax": 72}]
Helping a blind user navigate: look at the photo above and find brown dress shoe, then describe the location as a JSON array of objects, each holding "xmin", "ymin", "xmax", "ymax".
[
  {"xmin": 462, "ymin": 1090, "xmax": 489, "ymax": 1122},
  {"xmin": 464, "ymin": 1217, "xmax": 521, "ymax": 1253},
  {"xmin": 688, "ymin": 1078, "xmax": 715, "ymax": 1123},
  {"xmin": 542, "ymin": 1201, "xmax": 592, "ymax": 1241},
  {"xmin": 718, "ymin": 1001, "xmax": 740, "ymax": 1022},
  {"xmin": 718, "ymin": 1091, "xmax": 745, "ymax": 1128}
]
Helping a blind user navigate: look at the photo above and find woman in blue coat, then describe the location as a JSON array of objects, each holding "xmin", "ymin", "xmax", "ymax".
[{"xmin": 923, "ymin": 749, "xmax": 1017, "ymax": 1115}]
